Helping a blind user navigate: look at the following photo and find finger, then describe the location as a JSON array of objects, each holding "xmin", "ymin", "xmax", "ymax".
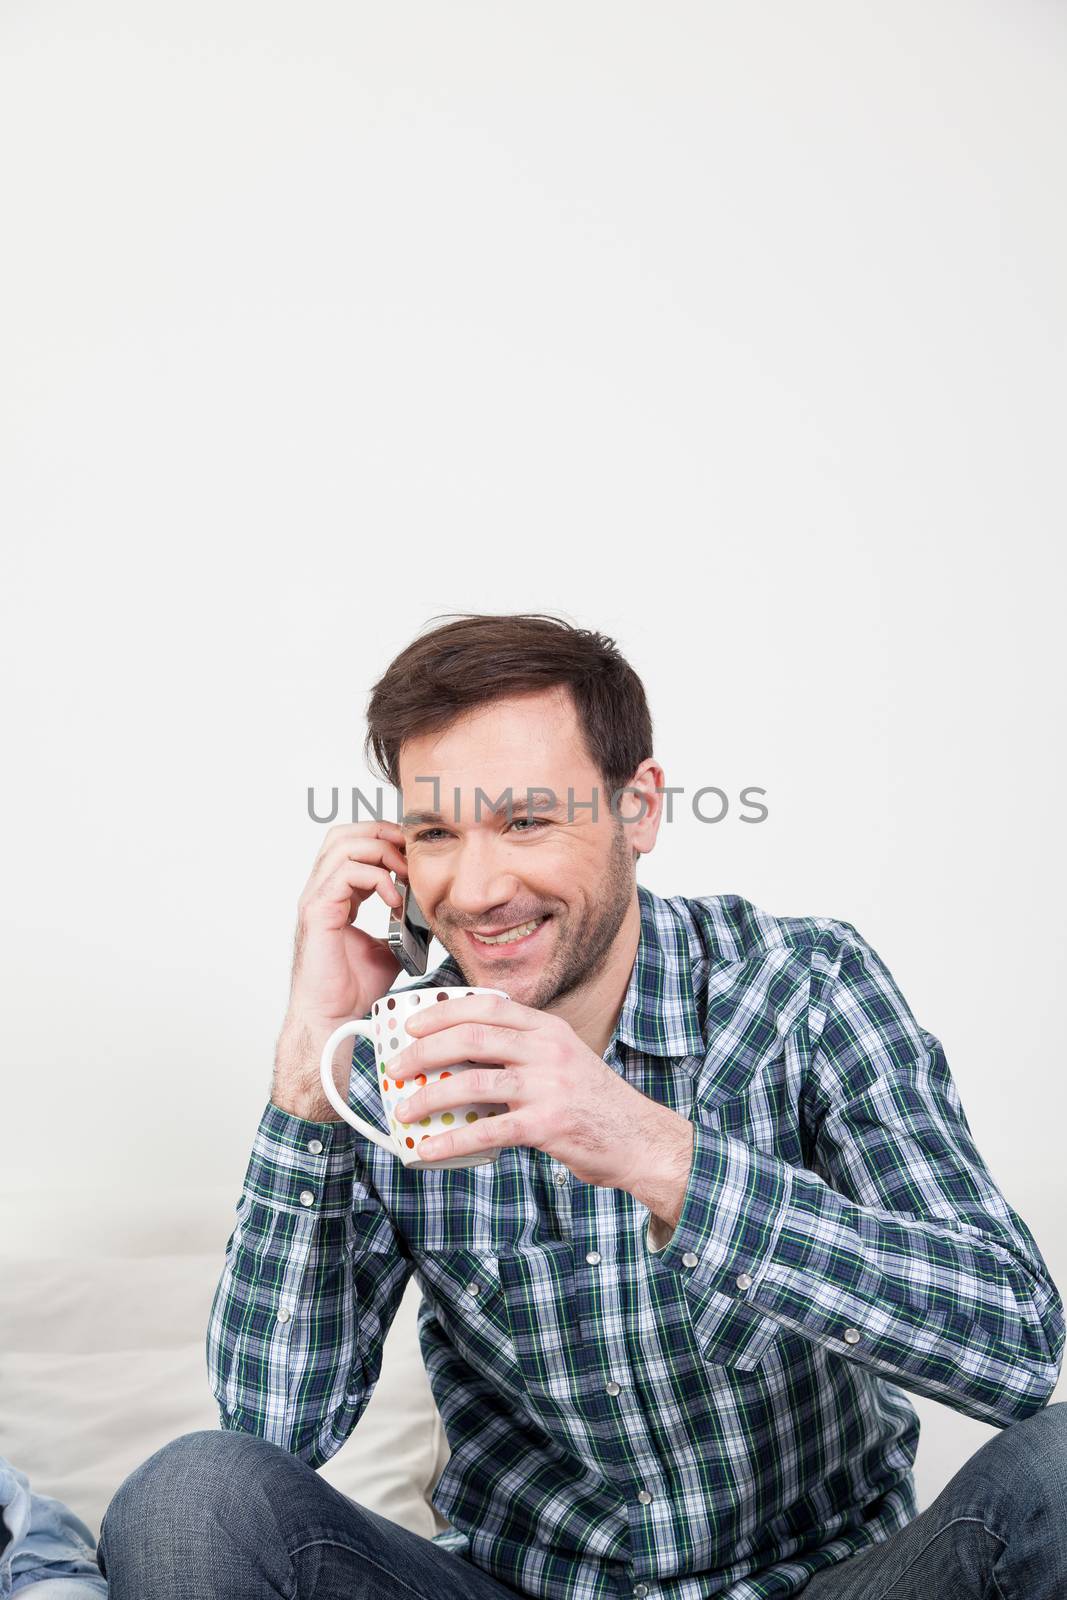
[
  {"xmin": 333, "ymin": 860, "xmax": 404, "ymax": 916},
  {"xmin": 395, "ymin": 1022, "xmax": 537, "ymax": 1076},
  {"xmin": 310, "ymin": 824, "xmax": 409, "ymax": 883},
  {"xmin": 316, "ymin": 820, "xmax": 408, "ymax": 856},
  {"xmin": 404, "ymin": 992, "xmax": 539, "ymax": 1037},
  {"xmin": 394, "ymin": 1064, "xmax": 522, "ymax": 1116},
  {"xmin": 417, "ymin": 1110, "xmax": 524, "ymax": 1163},
  {"xmin": 312, "ymin": 835, "xmax": 409, "ymax": 887},
  {"xmin": 303, "ymin": 841, "xmax": 409, "ymax": 913},
  {"xmin": 301, "ymin": 858, "xmax": 403, "ymax": 923}
]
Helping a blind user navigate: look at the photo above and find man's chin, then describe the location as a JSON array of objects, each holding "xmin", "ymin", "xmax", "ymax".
[
  {"xmin": 462, "ymin": 964, "xmax": 541, "ymax": 1001},
  {"xmin": 439, "ymin": 947, "xmax": 547, "ymax": 1005}
]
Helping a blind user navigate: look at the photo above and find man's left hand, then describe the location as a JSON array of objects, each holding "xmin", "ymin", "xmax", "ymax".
[{"xmin": 392, "ymin": 991, "xmax": 672, "ymax": 1190}]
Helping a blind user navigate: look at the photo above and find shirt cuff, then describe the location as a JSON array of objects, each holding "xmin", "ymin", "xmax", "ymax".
[
  {"xmin": 240, "ymin": 1101, "xmax": 362, "ymax": 1217},
  {"xmin": 645, "ymin": 1116, "xmax": 794, "ymax": 1292}
]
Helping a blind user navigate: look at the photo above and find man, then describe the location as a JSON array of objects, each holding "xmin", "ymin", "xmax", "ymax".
[{"xmin": 98, "ymin": 613, "xmax": 1066, "ymax": 1599}]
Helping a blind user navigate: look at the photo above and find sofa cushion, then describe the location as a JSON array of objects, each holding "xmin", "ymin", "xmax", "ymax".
[{"xmin": 0, "ymin": 1187, "xmax": 451, "ymax": 1543}]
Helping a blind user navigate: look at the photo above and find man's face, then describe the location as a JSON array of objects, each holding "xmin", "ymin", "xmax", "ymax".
[{"xmin": 397, "ymin": 686, "xmax": 642, "ymax": 1011}]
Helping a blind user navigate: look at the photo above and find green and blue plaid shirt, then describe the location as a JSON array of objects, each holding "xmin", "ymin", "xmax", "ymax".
[{"xmin": 207, "ymin": 885, "xmax": 1064, "ymax": 1600}]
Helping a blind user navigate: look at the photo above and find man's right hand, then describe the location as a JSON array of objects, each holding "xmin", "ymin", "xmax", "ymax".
[{"xmin": 271, "ymin": 821, "xmax": 412, "ymax": 1122}]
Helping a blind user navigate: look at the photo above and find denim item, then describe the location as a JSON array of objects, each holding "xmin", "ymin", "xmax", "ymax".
[
  {"xmin": 206, "ymin": 885, "xmax": 1063, "ymax": 1599},
  {"xmin": 12, "ymin": 1586, "xmax": 108, "ymax": 1599},
  {"xmin": 97, "ymin": 1409, "xmax": 1067, "ymax": 1599},
  {"xmin": 796, "ymin": 1399, "xmax": 1067, "ymax": 1599},
  {"xmin": 97, "ymin": 1429, "xmax": 524, "ymax": 1600},
  {"xmin": 0, "ymin": 1456, "xmax": 107, "ymax": 1599}
]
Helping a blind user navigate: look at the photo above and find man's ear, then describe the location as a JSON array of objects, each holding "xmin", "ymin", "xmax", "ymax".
[{"xmin": 622, "ymin": 758, "xmax": 666, "ymax": 857}]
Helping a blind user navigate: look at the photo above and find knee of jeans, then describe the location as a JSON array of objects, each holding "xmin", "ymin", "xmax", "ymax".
[
  {"xmin": 101, "ymin": 1428, "xmax": 284, "ymax": 1549},
  {"xmin": 1014, "ymin": 1400, "xmax": 1067, "ymax": 1486},
  {"xmin": 979, "ymin": 1400, "xmax": 1067, "ymax": 1510}
]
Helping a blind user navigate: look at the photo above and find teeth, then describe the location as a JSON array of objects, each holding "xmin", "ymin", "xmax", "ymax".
[{"xmin": 472, "ymin": 916, "xmax": 546, "ymax": 946}]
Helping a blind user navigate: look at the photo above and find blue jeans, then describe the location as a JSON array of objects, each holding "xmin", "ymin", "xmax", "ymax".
[{"xmin": 96, "ymin": 1402, "xmax": 1067, "ymax": 1599}]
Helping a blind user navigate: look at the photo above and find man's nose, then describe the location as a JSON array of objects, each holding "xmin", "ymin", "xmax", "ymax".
[{"xmin": 444, "ymin": 841, "xmax": 521, "ymax": 918}]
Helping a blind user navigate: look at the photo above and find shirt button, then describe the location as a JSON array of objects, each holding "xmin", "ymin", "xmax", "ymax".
[
  {"xmin": 298, "ymin": 1189, "xmax": 315, "ymax": 1207},
  {"xmin": 637, "ymin": 1489, "xmax": 653, "ymax": 1504},
  {"xmin": 843, "ymin": 1327, "xmax": 861, "ymax": 1344},
  {"xmin": 605, "ymin": 1380, "xmax": 621, "ymax": 1396},
  {"xmin": 735, "ymin": 1272, "xmax": 753, "ymax": 1291},
  {"xmin": 681, "ymin": 1251, "xmax": 698, "ymax": 1268},
  {"xmin": 307, "ymin": 1139, "xmax": 324, "ymax": 1154},
  {"xmin": 466, "ymin": 1282, "xmax": 481, "ymax": 1296},
  {"xmin": 555, "ymin": 1171, "xmax": 568, "ymax": 1187},
  {"xmin": 634, "ymin": 1587, "xmax": 650, "ymax": 1598},
  {"xmin": 277, "ymin": 1308, "xmax": 291, "ymax": 1323},
  {"xmin": 586, "ymin": 1251, "xmax": 601, "ymax": 1265}
]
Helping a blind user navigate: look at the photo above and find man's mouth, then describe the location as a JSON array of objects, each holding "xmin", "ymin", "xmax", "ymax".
[{"xmin": 467, "ymin": 914, "xmax": 550, "ymax": 949}]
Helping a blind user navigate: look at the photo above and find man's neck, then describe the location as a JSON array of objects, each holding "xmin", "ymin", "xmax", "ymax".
[{"xmin": 544, "ymin": 893, "xmax": 642, "ymax": 1058}]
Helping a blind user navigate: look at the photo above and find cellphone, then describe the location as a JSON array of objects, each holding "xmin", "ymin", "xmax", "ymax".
[{"xmin": 387, "ymin": 876, "xmax": 433, "ymax": 977}]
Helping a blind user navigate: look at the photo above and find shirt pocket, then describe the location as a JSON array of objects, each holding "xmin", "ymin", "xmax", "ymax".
[
  {"xmin": 682, "ymin": 1281, "xmax": 783, "ymax": 1372},
  {"xmin": 412, "ymin": 1246, "xmax": 519, "ymax": 1381}
]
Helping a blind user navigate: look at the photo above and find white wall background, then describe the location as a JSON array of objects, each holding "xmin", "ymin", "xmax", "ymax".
[{"xmin": 2, "ymin": 0, "xmax": 1064, "ymax": 1513}]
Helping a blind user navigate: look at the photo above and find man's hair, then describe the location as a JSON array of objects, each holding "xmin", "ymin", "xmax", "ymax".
[{"xmin": 364, "ymin": 612, "xmax": 653, "ymax": 799}]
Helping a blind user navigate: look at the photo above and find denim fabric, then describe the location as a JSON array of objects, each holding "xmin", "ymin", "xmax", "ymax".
[
  {"xmin": 11, "ymin": 1585, "xmax": 109, "ymax": 1599},
  {"xmin": 97, "ymin": 1406, "xmax": 1067, "ymax": 1600},
  {"xmin": 98, "ymin": 1429, "xmax": 524, "ymax": 1600},
  {"xmin": 0, "ymin": 1456, "xmax": 107, "ymax": 1599}
]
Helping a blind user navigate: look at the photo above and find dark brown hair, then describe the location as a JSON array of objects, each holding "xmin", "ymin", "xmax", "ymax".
[{"xmin": 364, "ymin": 612, "xmax": 653, "ymax": 797}]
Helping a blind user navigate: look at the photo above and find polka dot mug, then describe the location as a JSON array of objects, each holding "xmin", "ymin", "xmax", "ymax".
[{"xmin": 318, "ymin": 984, "xmax": 512, "ymax": 1168}]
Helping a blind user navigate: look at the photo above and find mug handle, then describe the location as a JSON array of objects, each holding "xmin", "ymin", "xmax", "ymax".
[{"xmin": 319, "ymin": 1019, "xmax": 396, "ymax": 1155}]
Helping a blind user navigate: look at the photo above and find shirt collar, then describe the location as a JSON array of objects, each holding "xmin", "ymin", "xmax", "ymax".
[
  {"xmin": 612, "ymin": 883, "xmax": 706, "ymax": 1058},
  {"xmin": 415, "ymin": 882, "xmax": 705, "ymax": 1059}
]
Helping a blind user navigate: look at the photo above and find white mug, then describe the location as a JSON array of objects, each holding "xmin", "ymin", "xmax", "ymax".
[{"xmin": 319, "ymin": 984, "xmax": 512, "ymax": 1169}]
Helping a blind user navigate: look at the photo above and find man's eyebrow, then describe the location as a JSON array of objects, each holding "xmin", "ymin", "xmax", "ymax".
[
  {"xmin": 400, "ymin": 798, "xmax": 568, "ymax": 827},
  {"xmin": 514, "ymin": 797, "xmax": 568, "ymax": 814}
]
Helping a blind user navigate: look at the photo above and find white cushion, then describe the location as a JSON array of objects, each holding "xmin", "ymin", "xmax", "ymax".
[{"xmin": 0, "ymin": 1185, "xmax": 451, "ymax": 1543}]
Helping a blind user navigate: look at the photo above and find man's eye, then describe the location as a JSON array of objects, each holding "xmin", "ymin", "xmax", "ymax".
[{"xmin": 414, "ymin": 818, "xmax": 548, "ymax": 843}]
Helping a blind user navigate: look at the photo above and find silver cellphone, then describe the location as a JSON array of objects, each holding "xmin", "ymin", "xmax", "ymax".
[{"xmin": 386, "ymin": 875, "xmax": 433, "ymax": 977}]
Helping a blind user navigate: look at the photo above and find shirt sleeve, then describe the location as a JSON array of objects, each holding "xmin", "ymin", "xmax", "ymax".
[
  {"xmin": 206, "ymin": 1099, "xmax": 414, "ymax": 1467},
  {"xmin": 645, "ymin": 924, "xmax": 1065, "ymax": 1427}
]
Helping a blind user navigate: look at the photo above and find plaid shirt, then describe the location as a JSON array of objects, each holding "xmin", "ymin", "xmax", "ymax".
[{"xmin": 207, "ymin": 885, "xmax": 1064, "ymax": 1600}]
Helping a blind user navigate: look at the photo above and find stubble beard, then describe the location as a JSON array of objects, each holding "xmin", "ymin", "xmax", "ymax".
[{"xmin": 439, "ymin": 820, "xmax": 636, "ymax": 1013}]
